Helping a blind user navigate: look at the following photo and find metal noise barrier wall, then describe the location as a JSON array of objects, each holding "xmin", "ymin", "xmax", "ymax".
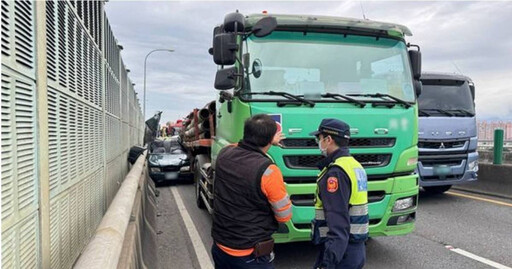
[
  {"xmin": 1, "ymin": 1, "xmax": 144, "ymax": 268},
  {"xmin": 74, "ymin": 152, "xmax": 158, "ymax": 269}
]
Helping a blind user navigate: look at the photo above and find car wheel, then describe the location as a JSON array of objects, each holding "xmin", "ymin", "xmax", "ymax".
[
  {"xmin": 195, "ymin": 161, "xmax": 206, "ymax": 209},
  {"xmin": 423, "ymin": 185, "xmax": 452, "ymax": 194}
]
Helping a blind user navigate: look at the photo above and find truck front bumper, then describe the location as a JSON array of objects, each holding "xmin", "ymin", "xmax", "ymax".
[{"xmin": 418, "ymin": 152, "xmax": 478, "ymax": 187}]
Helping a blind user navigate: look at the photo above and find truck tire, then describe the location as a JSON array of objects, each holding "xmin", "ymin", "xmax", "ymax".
[
  {"xmin": 423, "ymin": 185, "xmax": 452, "ymax": 194},
  {"xmin": 194, "ymin": 161, "xmax": 206, "ymax": 209}
]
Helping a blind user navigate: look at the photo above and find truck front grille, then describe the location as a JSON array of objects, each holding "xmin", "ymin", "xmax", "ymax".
[
  {"xmin": 281, "ymin": 138, "xmax": 396, "ymax": 149},
  {"xmin": 418, "ymin": 139, "xmax": 466, "ymax": 149},
  {"xmin": 284, "ymin": 154, "xmax": 391, "ymax": 169}
]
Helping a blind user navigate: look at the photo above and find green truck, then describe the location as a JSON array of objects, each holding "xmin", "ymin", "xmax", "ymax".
[{"xmin": 187, "ymin": 12, "xmax": 422, "ymax": 243}]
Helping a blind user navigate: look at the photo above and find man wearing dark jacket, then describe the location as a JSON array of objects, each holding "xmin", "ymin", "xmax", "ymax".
[
  {"xmin": 211, "ymin": 114, "xmax": 291, "ymax": 269},
  {"xmin": 310, "ymin": 119, "xmax": 369, "ymax": 269}
]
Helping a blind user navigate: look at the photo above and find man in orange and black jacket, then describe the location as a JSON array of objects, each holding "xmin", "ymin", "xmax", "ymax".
[{"xmin": 211, "ymin": 114, "xmax": 292, "ymax": 269}]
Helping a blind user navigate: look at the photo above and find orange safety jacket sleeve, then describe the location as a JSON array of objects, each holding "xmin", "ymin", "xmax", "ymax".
[{"xmin": 261, "ymin": 164, "xmax": 292, "ymax": 223}]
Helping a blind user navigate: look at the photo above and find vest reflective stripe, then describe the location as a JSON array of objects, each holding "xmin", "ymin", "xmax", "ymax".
[
  {"xmin": 319, "ymin": 226, "xmax": 329, "ymax": 238},
  {"xmin": 313, "ymin": 156, "xmax": 369, "ymax": 242},
  {"xmin": 315, "ymin": 209, "xmax": 325, "ymax": 220},
  {"xmin": 273, "ymin": 206, "xmax": 292, "ymax": 219},
  {"xmin": 350, "ymin": 223, "xmax": 369, "ymax": 235},
  {"xmin": 270, "ymin": 195, "xmax": 290, "ymax": 209},
  {"xmin": 349, "ymin": 204, "xmax": 368, "ymax": 216}
]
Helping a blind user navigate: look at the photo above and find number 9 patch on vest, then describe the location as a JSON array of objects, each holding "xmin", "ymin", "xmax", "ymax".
[{"xmin": 327, "ymin": 177, "xmax": 338, "ymax": 193}]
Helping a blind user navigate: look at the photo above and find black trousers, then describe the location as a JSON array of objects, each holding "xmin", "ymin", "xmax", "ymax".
[
  {"xmin": 314, "ymin": 241, "xmax": 366, "ymax": 269},
  {"xmin": 211, "ymin": 243, "xmax": 275, "ymax": 269}
]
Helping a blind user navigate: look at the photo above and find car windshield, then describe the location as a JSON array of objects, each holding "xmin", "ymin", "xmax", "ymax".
[
  {"xmin": 419, "ymin": 81, "xmax": 475, "ymax": 116},
  {"xmin": 242, "ymin": 31, "xmax": 415, "ymax": 102}
]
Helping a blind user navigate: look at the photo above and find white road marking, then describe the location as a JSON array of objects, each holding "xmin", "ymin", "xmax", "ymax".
[
  {"xmin": 445, "ymin": 245, "xmax": 512, "ymax": 269},
  {"xmin": 171, "ymin": 187, "xmax": 214, "ymax": 269}
]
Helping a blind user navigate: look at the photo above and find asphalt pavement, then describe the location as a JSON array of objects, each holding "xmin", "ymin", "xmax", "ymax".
[{"xmin": 156, "ymin": 182, "xmax": 512, "ymax": 269}]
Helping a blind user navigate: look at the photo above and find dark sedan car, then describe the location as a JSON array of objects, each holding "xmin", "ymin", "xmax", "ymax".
[{"xmin": 148, "ymin": 136, "xmax": 192, "ymax": 186}]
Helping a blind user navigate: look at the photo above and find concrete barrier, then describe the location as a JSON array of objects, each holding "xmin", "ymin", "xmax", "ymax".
[
  {"xmin": 478, "ymin": 149, "xmax": 512, "ymax": 164},
  {"xmin": 74, "ymin": 152, "xmax": 158, "ymax": 269},
  {"xmin": 453, "ymin": 163, "xmax": 512, "ymax": 199}
]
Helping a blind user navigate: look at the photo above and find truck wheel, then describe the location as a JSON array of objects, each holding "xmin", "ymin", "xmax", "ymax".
[
  {"xmin": 195, "ymin": 162, "xmax": 206, "ymax": 209},
  {"xmin": 424, "ymin": 185, "xmax": 452, "ymax": 194}
]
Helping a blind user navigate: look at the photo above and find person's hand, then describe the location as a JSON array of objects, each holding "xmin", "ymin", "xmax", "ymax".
[{"xmin": 272, "ymin": 131, "xmax": 285, "ymax": 147}]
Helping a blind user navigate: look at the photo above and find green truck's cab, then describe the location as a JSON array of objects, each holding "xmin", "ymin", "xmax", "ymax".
[{"xmin": 206, "ymin": 13, "xmax": 421, "ymax": 243}]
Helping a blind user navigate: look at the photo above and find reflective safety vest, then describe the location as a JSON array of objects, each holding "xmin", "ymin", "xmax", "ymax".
[{"xmin": 313, "ymin": 156, "xmax": 369, "ymax": 243}]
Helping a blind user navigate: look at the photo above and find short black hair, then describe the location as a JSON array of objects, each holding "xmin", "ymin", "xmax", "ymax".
[
  {"xmin": 243, "ymin": 114, "xmax": 277, "ymax": 147},
  {"xmin": 321, "ymin": 132, "xmax": 349, "ymax": 147}
]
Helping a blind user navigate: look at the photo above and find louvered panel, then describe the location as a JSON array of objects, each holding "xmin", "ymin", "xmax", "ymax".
[
  {"xmin": 84, "ymin": 39, "xmax": 91, "ymax": 103},
  {"xmin": 58, "ymin": 93, "xmax": 69, "ymax": 187},
  {"xmin": 1, "ymin": 0, "xmax": 10, "ymax": 58},
  {"xmin": 76, "ymin": 25, "xmax": 84, "ymax": 99},
  {"xmin": 59, "ymin": 195, "xmax": 71, "ymax": 268},
  {"xmin": 76, "ymin": 0, "xmax": 82, "ymax": 22},
  {"xmin": 57, "ymin": 1, "xmax": 68, "ymax": 89},
  {"xmin": 76, "ymin": 179, "xmax": 86, "ymax": 247},
  {"xmin": 83, "ymin": 0, "xmax": 89, "ymax": 37},
  {"xmin": 97, "ymin": 1, "xmax": 102, "ymax": 51},
  {"xmin": 67, "ymin": 12, "xmax": 76, "ymax": 94},
  {"xmin": 1, "ymin": 226, "xmax": 15, "ymax": 268},
  {"xmin": 68, "ymin": 188, "xmax": 79, "ymax": 262},
  {"xmin": 18, "ymin": 213, "xmax": 38, "ymax": 269},
  {"xmin": 14, "ymin": 79, "xmax": 36, "ymax": 213},
  {"xmin": 45, "ymin": 0, "xmax": 57, "ymax": 81},
  {"xmin": 68, "ymin": 98, "xmax": 77, "ymax": 179},
  {"xmin": 94, "ymin": 109, "xmax": 102, "ymax": 167},
  {"xmin": 13, "ymin": 0, "xmax": 34, "ymax": 70},
  {"xmin": 84, "ymin": 175, "xmax": 92, "ymax": 240},
  {"xmin": 95, "ymin": 50, "xmax": 101, "ymax": 106},
  {"xmin": 47, "ymin": 87, "xmax": 59, "ymax": 194},
  {"xmin": 87, "ymin": 0, "xmax": 94, "ymax": 42},
  {"xmin": 49, "ymin": 199, "xmax": 60, "ymax": 268},
  {"xmin": 122, "ymin": 122, "xmax": 129, "ymax": 151},
  {"xmin": 1, "ymin": 73, "xmax": 14, "ymax": 222},
  {"xmin": 75, "ymin": 102, "xmax": 84, "ymax": 177}
]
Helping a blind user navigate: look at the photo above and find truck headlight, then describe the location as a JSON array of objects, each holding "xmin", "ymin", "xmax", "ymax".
[
  {"xmin": 468, "ymin": 160, "xmax": 478, "ymax": 172},
  {"xmin": 150, "ymin": 167, "xmax": 161, "ymax": 173},
  {"xmin": 393, "ymin": 197, "xmax": 415, "ymax": 212}
]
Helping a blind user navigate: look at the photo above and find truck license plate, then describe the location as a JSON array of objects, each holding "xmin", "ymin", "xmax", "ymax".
[{"xmin": 434, "ymin": 165, "xmax": 451, "ymax": 175}]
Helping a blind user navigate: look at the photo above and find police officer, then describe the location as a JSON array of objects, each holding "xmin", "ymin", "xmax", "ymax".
[{"xmin": 310, "ymin": 119, "xmax": 368, "ymax": 269}]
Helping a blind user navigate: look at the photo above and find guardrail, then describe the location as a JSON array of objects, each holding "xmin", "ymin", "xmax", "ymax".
[{"xmin": 74, "ymin": 152, "xmax": 158, "ymax": 269}]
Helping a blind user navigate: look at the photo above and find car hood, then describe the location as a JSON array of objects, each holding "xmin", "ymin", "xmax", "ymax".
[{"xmin": 148, "ymin": 153, "xmax": 188, "ymax": 167}]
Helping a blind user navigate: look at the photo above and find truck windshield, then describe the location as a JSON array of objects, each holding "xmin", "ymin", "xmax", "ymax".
[
  {"xmin": 242, "ymin": 31, "xmax": 415, "ymax": 103},
  {"xmin": 419, "ymin": 81, "xmax": 475, "ymax": 117}
]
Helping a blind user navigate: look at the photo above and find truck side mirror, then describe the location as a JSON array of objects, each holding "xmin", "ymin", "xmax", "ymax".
[
  {"xmin": 213, "ymin": 33, "xmax": 238, "ymax": 65},
  {"xmin": 215, "ymin": 67, "xmax": 238, "ymax": 90},
  {"xmin": 223, "ymin": 12, "xmax": 245, "ymax": 32},
  {"xmin": 408, "ymin": 50, "xmax": 421, "ymax": 80},
  {"xmin": 413, "ymin": 80, "xmax": 422, "ymax": 97}
]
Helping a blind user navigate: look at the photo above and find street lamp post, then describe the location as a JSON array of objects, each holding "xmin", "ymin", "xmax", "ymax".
[{"xmin": 143, "ymin": 48, "xmax": 174, "ymax": 121}]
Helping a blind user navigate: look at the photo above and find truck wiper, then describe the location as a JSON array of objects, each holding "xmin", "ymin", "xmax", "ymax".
[
  {"xmin": 247, "ymin": 91, "xmax": 315, "ymax": 107},
  {"xmin": 419, "ymin": 109, "xmax": 431, "ymax": 116},
  {"xmin": 421, "ymin": 108, "xmax": 455, "ymax": 116},
  {"xmin": 447, "ymin": 109, "xmax": 475, "ymax": 117},
  {"xmin": 347, "ymin": 93, "xmax": 411, "ymax": 108},
  {"xmin": 321, "ymin": 92, "xmax": 366, "ymax": 108}
]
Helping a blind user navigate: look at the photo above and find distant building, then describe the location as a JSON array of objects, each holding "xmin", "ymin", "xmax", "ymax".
[{"xmin": 477, "ymin": 120, "xmax": 512, "ymax": 141}]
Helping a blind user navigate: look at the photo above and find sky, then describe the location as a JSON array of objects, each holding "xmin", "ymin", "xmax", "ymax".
[{"xmin": 104, "ymin": 1, "xmax": 512, "ymax": 124}]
